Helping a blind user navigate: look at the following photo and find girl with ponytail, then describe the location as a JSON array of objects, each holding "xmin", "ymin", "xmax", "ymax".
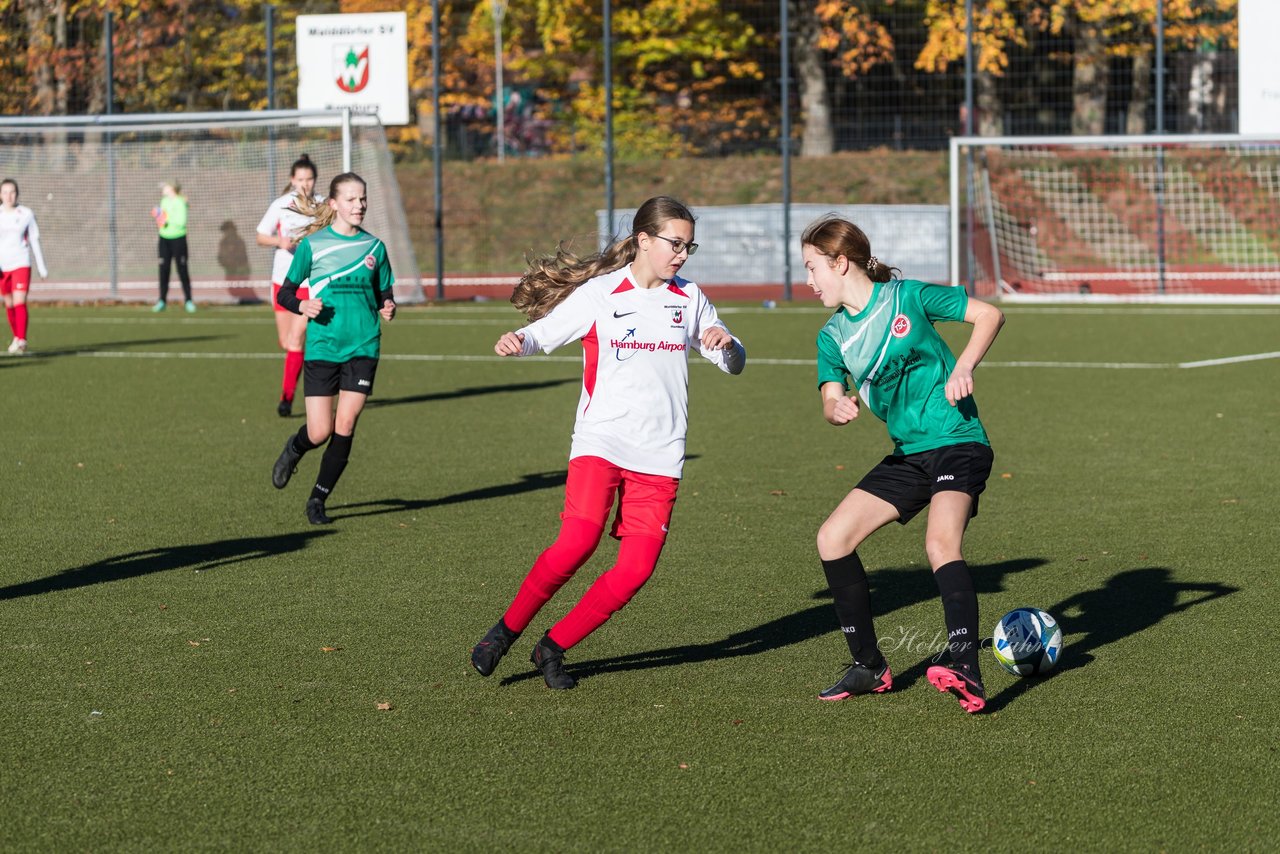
[
  {"xmin": 469, "ymin": 196, "xmax": 747, "ymax": 690},
  {"xmin": 801, "ymin": 215, "xmax": 1005, "ymax": 714}
]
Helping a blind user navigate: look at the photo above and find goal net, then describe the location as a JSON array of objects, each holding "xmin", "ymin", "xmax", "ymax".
[
  {"xmin": 0, "ymin": 110, "xmax": 420, "ymax": 304},
  {"xmin": 950, "ymin": 134, "xmax": 1280, "ymax": 300}
]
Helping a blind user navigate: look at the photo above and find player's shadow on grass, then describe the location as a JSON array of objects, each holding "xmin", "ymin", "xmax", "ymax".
[
  {"xmin": 0, "ymin": 531, "xmax": 336, "ymax": 600},
  {"xmin": 1, "ymin": 334, "xmax": 228, "ymax": 363},
  {"xmin": 972, "ymin": 566, "xmax": 1238, "ymax": 713},
  {"xmin": 335, "ymin": 470, "xmax": 569, "ymax": 520},
  {"xmin": 497, "ymin": 557, "xmax": 1046, "ymax": 686},
  {"xmin": 365, "ymin": 377, "xmax": 578, "ymax": 409}
]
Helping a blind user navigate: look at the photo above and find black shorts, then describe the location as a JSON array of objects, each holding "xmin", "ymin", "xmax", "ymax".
[
  {"xmin": 856, "ymin": 442, "xmax": 994, "ymax": 524},
  {"xmin": 304, "ymin": 358, "xmax": 379, "ymax": 397}
]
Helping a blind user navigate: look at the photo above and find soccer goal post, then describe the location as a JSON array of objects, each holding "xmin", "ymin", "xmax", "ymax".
[
  {"xmin": 0, "ymin": 109, "xmax": 420, "ymax": 304},
  {"xmin": 950, "ymin": 133, "xmax": 1280, "ymax": 301}
]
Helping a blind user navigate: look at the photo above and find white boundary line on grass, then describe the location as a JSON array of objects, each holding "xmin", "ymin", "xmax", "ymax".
[{"xmin": 60, "ymin": 349, "xmax": 1280, "ymax": 370}]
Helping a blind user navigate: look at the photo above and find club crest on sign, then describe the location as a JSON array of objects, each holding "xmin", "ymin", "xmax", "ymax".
[{"xmin": 335, "ymin": 45, "xmax": 371, "ymax": 93}]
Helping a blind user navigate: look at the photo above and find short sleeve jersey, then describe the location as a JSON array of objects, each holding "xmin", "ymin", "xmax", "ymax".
[
  {"xmin": 256, "ymin": 192, "xmax": 321, "ymax": 285},
  {"xmin": 816, "ymin": 278, "xmax": 988, "ymax": 455},
  {"xmin": 518, "ymin": 265, "xmax": 742, "ymax": 479},
  {"xmin": 286, "ymin": 226, "xmax": 395, "ymax": 363},
  {"xmin": 158, "ymin": 195, "xmax": 187, "ymax": 239}
]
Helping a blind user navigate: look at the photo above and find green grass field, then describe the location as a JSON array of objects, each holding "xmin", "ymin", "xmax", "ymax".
[{"xmin": 1, "ymin": 303, "xmax": 1275, "ymax": 850}]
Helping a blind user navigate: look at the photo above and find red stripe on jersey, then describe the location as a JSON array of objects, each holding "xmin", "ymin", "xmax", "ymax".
[
  {"xmin": 581, "ymin": 322, "xmax": 599, "ymax": 411},
  {"xmin": 611, "ymin": 278, "xmax": 634, "ymax": 294},
  {"xmin": 666, "ymin": 281, "xmax": 688, "ymax": 297}
]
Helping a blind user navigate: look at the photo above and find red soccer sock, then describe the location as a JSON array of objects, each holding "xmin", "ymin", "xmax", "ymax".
[
  {"xmin": 502, "ymin": 517, "xmax": 604, "ymax": 633},
  {"xmin": 4, "ymin": 305, "xmax": 15, "ymax": 337},
  {"xmin": 547, "ymin": 535, "xmax": 665, "ymax": 651},
  {"xmin": 14, "ymin": 304, "xmax": 28, "ymax": 340},
  {"xmin": 282, "ymin": 349, "xmax": 304, "ymax": 402}
]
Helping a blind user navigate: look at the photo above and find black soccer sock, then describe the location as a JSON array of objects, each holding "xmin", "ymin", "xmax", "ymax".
[
  {"xmin": 934, "ymin": 560, "xmax": 980, "ymax": 673},
  {"xmin": 821, "ymin": 552, "xmax": 883, "ymax": 668},
  {"xmin": 310, "ymin": 432, "xmax": 353, "ymax": 503},
  {"xmin": 292, "ymin": 424, "xmax": 320, "ymax": 455}
]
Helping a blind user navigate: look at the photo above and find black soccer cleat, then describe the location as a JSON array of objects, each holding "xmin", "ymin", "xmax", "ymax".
[
  {"xmin": 277, "ymin": 398, "xmax": 292, "ymax": 418},
  {"xmin": 818, "ymin": 660, "xmax": 893, "ymax": 701},
  {"xmin": 530, "ymin": 635, "xmax": 576, "ymax": 690},
  {"xmin": 471, "ymin": 619, "xmax": 520, "ymax": 677},
  {"xmin": 305, "ymin": 497, "xmax": 333, "ymax": 525},
  {"xmin": 926, "ymin": 662, "xmax": 987, "ymax": 714},
  {"xmin": 272, "ymin": 435, "xmax": 302, "ymax": 489}
]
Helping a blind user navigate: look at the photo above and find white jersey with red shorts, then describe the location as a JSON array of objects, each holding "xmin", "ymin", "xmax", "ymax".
[
  {"xmin": 515, "ymin": 264, "xmax": 745, "ymax": 479},
  {"xmin": 0, "ymin": 204, "xmax": 47, "ymax": 287},
  {"xmin": 256, "ymin": 192, "xmax": 318, "ymax": 291}
]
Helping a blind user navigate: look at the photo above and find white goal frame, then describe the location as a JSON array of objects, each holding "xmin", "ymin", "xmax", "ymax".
[
  {"xmin": 950, "ymin": 133, "xmax": 1280, "ymax": 303},
  {"xmin": 0, "ymin": 109, "xmax": 420, "ymax": 304}
]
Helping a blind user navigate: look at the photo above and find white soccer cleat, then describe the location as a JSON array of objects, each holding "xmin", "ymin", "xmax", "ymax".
[
  {"xmin": 13, "ymin": 338, "xmax": 26, "ymax": 354},
  {"xmin": 6, "ymin": 337, "xmax": 19, "ymax": 354}
]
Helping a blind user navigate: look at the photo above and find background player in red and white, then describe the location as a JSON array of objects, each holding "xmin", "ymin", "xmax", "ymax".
[
  {"xmin": 0, "ymin": 178, "xmax": 48, "ymax": 355},
  {"xmin": 257, "ymin": 153, "xmax": 321, "ymax": 417},
  {"xmin": 469, "ymin": 195, "xmax": 746, "ymax": 690}
]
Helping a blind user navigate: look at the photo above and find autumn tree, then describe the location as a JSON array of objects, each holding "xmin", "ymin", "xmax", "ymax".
[
  {"xmin": 916, "ymin": 0, "xmax": 1026, "ymax": 136},
  {"xmin": 443, "ymin": 0, "xmax": 766, "ymax": 158},
  {"xmin": 791, "ymin": 1, "xmax": 895, "ymax": 156},
  {"xmin": 917, "ymin": 0, "xmax": 1236, "ymax": 136}
]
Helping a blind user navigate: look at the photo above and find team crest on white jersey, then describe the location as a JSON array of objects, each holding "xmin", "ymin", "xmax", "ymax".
[
  {"xmin": 891, "ymin": 314, "xmax": 911, "ymax": 338},
  {"xmin": 670, "ymin": 308, "xmax": 684, "ymax": 326}
]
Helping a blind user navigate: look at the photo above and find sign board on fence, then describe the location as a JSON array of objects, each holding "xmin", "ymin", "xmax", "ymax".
[
  {"xmin": 296, "ymin": 12, "xmax": 410, "ymax": 126},
  {"xmin": 1239, "ymin": 0, "xmax": 1280, "ymax": 134}
]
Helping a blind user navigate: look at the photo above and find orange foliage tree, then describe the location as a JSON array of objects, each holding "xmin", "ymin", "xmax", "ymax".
[{"xmin": 918, "ymin": 0, "xmax": 1237, "ymax": 136}]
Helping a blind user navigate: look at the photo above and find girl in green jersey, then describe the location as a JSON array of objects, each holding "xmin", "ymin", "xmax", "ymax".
[
  {"xmin": 802, "ymin": 216, "xmax": 1004, "ymax": 714},
  {"xmin": 270, "ymin": 173, "xmax": 397, "ymax": 525}
]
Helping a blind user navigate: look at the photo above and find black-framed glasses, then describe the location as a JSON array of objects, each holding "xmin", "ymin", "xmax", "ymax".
[{"xmin": 650, "ymin": 234, "xmax": 698, "ymax": 256}]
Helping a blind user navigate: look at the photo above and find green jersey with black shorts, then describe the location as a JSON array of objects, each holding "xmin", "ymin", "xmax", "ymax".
[
  {"xmin": 286, "ymin": 226, "xmax": 395, "ymax": 363},
  {"xmin": 816, "ymin": 278, "xmax": 988, "ymax": 456}
]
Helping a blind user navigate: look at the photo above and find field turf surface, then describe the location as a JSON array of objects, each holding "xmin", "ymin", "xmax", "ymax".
[{"xmin": 0, "ymin": 303, "xmax": 1275, "ymax": 850}]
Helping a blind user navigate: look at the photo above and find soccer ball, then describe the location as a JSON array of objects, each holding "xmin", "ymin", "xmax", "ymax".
[{"xmin": 992, "ymin": 607, "xmax": 1063, "ymax": 676}]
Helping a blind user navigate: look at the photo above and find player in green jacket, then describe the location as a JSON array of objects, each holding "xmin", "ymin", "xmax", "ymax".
[
  {"xmin": 803, "ymin": 215, "xmax": 1005, "ymax": 714},
  {"xmin": 270, "ymin": 172, "xmax": 397, "ymax": 525}
]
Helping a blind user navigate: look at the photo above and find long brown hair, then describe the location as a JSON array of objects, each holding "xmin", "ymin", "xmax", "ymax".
[
  {"xmin": 801, "ymin": 215, "xmax": 899, "ymax": 283},
  {"xmin": 291, "ymin": 172, "xmax": 365, "ymax": 237},
  {"xmin": 512, "ymin": 195, "xmax": 696, "ymax": 321}
]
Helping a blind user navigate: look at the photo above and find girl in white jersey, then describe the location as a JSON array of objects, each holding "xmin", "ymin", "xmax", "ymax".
[
  {"xmin": 469, "ymin": 196, "xmax": 747, "ymax": 690},
  {"xmin": 256, "ymin": 153, "xmax": 321, "ymax": 417},
  {"xmin": 0, "ymin": 179, "xmax": 48, "ymax": 355},
  {"xmin": 802, "ymin": 216, "xmax": 1004, "ymax": 714}
]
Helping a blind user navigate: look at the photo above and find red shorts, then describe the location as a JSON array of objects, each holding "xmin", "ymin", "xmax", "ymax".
[
  {"xmin": 0, "ymin": 267, "xmax": 31, "ymax": 296},
  {"xmin": 563, "ymin": 455, "xmax": 679, "ymax": 542},
  {"xmin": 271, "ymin": 281, "xmax": 309, "ymax": 313}
]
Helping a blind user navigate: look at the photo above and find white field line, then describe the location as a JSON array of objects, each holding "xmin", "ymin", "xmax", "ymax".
[
  {"xmin": 54, "ymin": 350, "xmax": 1280, "ymax": 370},
  {"xmin": 32, "ymin": 305, "xmax": 1280, "ymax": 324},
  {"xmin": 35, "ymin": 315, "xmax": 515, "ymax": 326}
]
